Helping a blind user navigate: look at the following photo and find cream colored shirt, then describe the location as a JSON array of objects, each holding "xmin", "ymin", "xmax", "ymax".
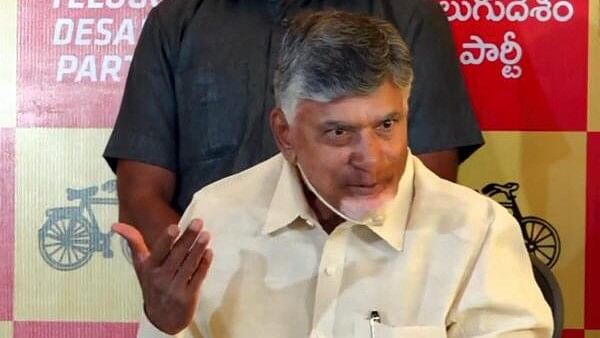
[{"xmin": 138, "ymin": 153, "xmax": 553, "ymax": 338}]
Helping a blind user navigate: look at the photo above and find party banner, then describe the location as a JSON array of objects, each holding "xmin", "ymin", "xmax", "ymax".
[
  {"xmin": 442, "ymin": 0, "xmax": 588, "ymax": 131},
  {"xmin": 17, "ymin": 0, "xmax": 159, "ymax": 128},
  {"xmin": 1, "ymin": 0, "xmax": 598, "ymax": 336}
]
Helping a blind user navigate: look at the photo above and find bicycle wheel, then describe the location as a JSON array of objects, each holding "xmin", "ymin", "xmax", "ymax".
[
  {"xmin": 39, "ymin": 216, "xmax": 93, "ymax": 271},
  {"xmin": 521, "ymin": 216, "xmax": 561, "ymax": 268}
]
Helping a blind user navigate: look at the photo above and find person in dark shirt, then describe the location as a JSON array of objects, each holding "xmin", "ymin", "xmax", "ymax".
[{"xmin": 104, "ymin": 0, "xmax": 483, "ymax": 247}]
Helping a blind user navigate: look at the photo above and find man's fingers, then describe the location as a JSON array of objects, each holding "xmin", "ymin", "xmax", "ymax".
[
  {"xmin": 188, "ymin": 248, "xmax": 214, "ymax": 291},
  {"xmin": 163, "ymin": 219, "xmax": 204, "ymax": 276},
  {"xmin": 172, "ymin": 231, "xmax": 211, "ymax": 287},
  {"xmin": 112, "ymin": 223, "xmax": 150, "ymax": 263},
  {"xmin": 147, "ymin": 224, "xmax": 180, "ymax": 267}
]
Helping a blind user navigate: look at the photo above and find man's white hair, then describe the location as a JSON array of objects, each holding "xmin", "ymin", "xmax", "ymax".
[{"xmin": 273, "ymin": 10, "xmax": 414, "ymax": 122}]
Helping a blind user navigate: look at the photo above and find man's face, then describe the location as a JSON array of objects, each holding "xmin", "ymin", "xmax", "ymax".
[{"xmin": 282, "ymin": 79, "xmax": 409, "ymax": 220}]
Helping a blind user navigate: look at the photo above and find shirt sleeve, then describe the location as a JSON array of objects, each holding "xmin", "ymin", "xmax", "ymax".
[
  {"xmin": 103, "ymin": 8, "xmax": 178, "ymax": 173},
  {"xmin": 447, "ymin": 203, "xmax": 554, "ymax": 337},
  {"xmin": 138, "ymin": 311, "xmax": 177, "ymax": 338},
  {"xmin": 138, "ymin": 307, "xmax": 206, "ymax": 338},
  {"xmin": 403, "ymin": 0, "xmax": 484, "ymax": 162}
]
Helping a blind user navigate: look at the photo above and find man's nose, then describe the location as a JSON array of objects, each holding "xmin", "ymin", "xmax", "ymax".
[{"xmin": 349, "ymin": 132, "xmax": 380, "ymax": 171}]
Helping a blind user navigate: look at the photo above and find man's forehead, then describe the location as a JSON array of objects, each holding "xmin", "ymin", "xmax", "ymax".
[
  {"xmin": 298, "ymin": 78, "xmax": 406, "ymax": 108},
  {"xmin": 295, "ymin": 93, "xmax": 407, "ymax": 125},
  {"xmin": 317, "ymin": 110, "xmax": 403, "ymax": 127}
]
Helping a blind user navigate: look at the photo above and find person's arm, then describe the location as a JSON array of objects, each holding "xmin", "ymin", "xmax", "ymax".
[
  {"xmin": 116, "ymin": 160, "xmax": 181, "ymax": 248},
  {"xmin": 447, "ymin": 203, "xmax": 553, "ymax": 337},
  {"xmin": 104, "ymin": 5, "xmax": 184, "ymax": 247},
  {"xmin": 416, "ymin": 149, "xmax": 458, "ymax": 182}
]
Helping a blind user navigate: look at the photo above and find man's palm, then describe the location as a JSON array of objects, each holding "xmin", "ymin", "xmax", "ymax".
[{"xmin": 113, "ymin": 220, "xmax": 213, "ymax": 335}]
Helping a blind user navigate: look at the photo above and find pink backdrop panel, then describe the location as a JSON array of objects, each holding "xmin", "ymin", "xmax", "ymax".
[
  {"xmin": 13, "ymin": 321, "xmax": 138, "ymax": 338},
  {"xmin": 562, "ymin": 329, "xmax": 585, "ymax": 338},
  {"xmin": 0, "ymin": 128, "xmax": 15, "ymax": 321},
  {"xmin": 586, "ymin": 132, "xmax": 600, "ymax": 329}
]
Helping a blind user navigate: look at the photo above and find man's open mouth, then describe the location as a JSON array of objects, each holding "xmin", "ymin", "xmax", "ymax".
[{"xmin": 346, "ymin": 183, "xmax": 384, "ymax": 195}]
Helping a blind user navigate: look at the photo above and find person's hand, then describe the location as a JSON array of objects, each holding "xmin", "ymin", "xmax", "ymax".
[{"xmin": 112, "ymin": 219, "xmax": 213, "ymax": 335}]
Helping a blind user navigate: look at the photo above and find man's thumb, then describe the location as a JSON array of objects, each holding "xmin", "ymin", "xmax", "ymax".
[{"xmin": 111, "ymin": 222, "xmax": 150, "ymax": 263}]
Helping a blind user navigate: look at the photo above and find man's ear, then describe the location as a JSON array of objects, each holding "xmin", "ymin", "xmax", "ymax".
[{"xmin": 270, "ymin": 108, "xmax": 297, "ymax": 164}]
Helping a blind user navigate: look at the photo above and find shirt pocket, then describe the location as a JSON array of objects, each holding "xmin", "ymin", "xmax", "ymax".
[
  {"xmin": 354, "ymin": 321, "xmax": 447, "ymax": 338},
  {"xmin": 176, "ymin": 61, "xmax": 249, "ymax": 163}
]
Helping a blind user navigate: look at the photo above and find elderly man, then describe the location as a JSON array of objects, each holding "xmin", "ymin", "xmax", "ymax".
[{"xmin": 115, "ymin": 11, "xmax": 552, "ymax": 338}]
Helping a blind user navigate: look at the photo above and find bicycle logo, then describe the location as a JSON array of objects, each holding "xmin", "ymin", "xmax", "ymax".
[
  {"xmin": 481, "ymin": 182, "xmax": 561, "ymax": 268},
  {"xmin": 38, "ymin": 179, "xmax": 132, "ymax": 271}
]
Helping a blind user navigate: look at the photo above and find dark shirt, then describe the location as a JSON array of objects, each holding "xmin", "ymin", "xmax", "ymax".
[{"xmin": 104, "ymin": 0, "xmax": 483, "ymax": 213}]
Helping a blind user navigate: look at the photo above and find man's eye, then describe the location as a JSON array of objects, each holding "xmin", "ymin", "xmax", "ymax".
[
  {"xmin": 380, "ymin": 119, "xmax": 396, "ymax": 129},
  {"xmin": 324, "ymin": 127, "xmax": 352, "ymax": 145},
  {"xmin": 328, "ymin": 128, "xmax": 347, "ymax": 136}
]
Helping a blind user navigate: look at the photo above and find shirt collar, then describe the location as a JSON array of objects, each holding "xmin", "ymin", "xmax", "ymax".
[
  {"xmin": 262, "ymin": 153, "xmax": 415, "ymax": 252},
  {"xmin": 364, "ymin": 153, "xmax": 414, "ymax": 251},
  {"xmin": 262, "ymin": 155, "xmax": 318, "ymax": 235}
]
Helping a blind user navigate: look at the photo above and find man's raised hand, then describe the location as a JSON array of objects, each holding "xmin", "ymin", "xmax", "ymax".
[{"xmin": 112, "ymin": 219, "xmax": 213, "ymax": 335}]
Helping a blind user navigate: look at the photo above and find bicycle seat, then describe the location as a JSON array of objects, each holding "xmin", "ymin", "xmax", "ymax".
[
  {"xmin": 67, "ymin": 186, "xmax": 98, "ymax": 200},
  {"xmin": 481, "ymin": 182, "xmax": 520, "ymax": 196},
  {"xmin": 101, "ymin": 179, "xmax": 117, "ymax": 193}
]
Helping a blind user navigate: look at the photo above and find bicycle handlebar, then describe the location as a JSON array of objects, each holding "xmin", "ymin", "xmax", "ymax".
[{"xmin": 481, "ymin": 182, "xmax": 520, "ymax": 197}]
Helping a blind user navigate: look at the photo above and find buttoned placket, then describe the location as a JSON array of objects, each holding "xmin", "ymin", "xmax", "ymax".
[{"xmin": 310, "ymin": 222, "xmax": 352, "ymax": 338}]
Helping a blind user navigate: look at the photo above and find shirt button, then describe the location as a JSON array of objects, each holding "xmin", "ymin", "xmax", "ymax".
[{"xmin": 325, "ymin": 266, "xmax": 337, "ymax": 276}]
